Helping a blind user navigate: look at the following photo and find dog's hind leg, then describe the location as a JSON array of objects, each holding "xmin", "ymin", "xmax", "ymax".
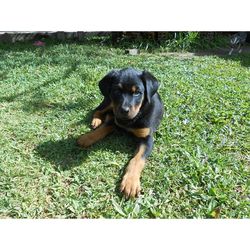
[{"xmin": 77, "ymin": 114, "xmax": 115, "ymax": 148}]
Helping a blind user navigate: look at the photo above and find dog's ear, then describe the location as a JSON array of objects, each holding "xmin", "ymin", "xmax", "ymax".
[
  {"xmin": 141, "ymin": 70, "xmax": 159, "ymax": 103},
  {"xmin": 99, "ymin": 70, "xmax": 119, "ymax": 97}
]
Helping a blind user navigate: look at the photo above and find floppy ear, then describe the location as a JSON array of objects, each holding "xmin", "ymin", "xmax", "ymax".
[
  {"xmin": 141, "ymin": 70, "xmax": 159, "ymax": 103},
  {"xmin": 99, "ymin": 70, "xmax": 119, "ymax": 97}
]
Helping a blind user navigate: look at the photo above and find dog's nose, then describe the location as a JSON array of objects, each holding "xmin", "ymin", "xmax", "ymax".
[{"xmin": 120, "ymin": 106, "xmax": 129, "ymax": 114}]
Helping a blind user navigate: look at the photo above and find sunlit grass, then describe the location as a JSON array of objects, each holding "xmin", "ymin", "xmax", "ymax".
[{"xmin": 0, "ymin": 40, "xmax": 249, "ymax": 218}]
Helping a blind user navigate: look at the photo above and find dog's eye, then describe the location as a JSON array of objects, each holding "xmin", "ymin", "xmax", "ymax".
[{"xmin": 133, "ymin": 91, "xmax": 141, "ymax": 97}]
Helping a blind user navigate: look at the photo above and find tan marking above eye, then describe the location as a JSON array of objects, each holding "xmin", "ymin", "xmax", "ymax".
[{"xmin": 131, "ymin": 85, "xmax": 137, "ymax": 93}]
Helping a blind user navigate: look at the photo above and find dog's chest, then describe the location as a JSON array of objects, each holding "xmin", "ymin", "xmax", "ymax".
[{"xmin": 114, "ymin": 118, "xmax": 130, "ymax": 131}]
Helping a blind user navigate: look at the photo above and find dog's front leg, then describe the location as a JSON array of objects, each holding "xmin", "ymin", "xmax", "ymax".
[
  {"xmin": 120, "ymin": 135, "xmax": 153, "ymax": 198},
  {"xmin": 91, "ymin": 98, "xmax": 113, "ymax": 129}
]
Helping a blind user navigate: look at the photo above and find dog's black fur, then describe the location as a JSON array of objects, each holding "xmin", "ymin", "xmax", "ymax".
[{"xmin": 77, "ymin": 68, "xmax": 164, "ymax": 198}]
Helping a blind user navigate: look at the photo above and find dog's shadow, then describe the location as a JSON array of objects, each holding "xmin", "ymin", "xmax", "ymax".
[
  {"xmin": 35, "ymin": 131, "xmax": 136, "ymax": 197},
  {"xmin": 35, "ymin": 129, "xmax": 136, "ymax": 195},
  {"xmin": 35, "ymin": 136, "xmax": 88, "ymax": 171}
]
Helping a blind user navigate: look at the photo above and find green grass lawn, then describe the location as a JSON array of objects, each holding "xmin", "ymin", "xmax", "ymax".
[{"xmin": 0, "ymin": 40, "xmax": 249, "ymax": 218}]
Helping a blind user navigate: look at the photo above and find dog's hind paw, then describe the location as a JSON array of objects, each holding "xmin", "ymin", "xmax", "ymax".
[{"xmin": 77, "ymin": 134, "xmax": 93, "ymax": 148}]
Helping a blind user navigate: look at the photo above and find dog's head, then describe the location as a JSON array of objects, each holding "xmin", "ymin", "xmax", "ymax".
[{"xmin": 99, "ymin": 68, "xmax": 159, "ymax": 120}]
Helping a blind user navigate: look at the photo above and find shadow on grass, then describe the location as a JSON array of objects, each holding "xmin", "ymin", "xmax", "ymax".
[
  {"xmin": 35, "ymin": 129, "xmax": 136, "ymax": 197},
  {"xmin": 35, "ymin": 137, "xmax": 87, "ymax": 171},
  {"xmin": 0, "ymin": 60, "xmax": 83, "ymax": 104},
  {"xmin": 34, "ymin": 110, "xmax": 94, "ymax": 171},
  {"xmin": 21, "ymin": 97, "xmax": 94, "ymax": 115},
  {"xmin": 35, "ymin": 130, "xmax": 135, "ymax": 168},
  {"xmin": 193, "ymin": 46, "xmax": 250, "ymax": 67},
  {"xmin": 224, "ymin": 53, "xmax": 250, "ymax": 68}
]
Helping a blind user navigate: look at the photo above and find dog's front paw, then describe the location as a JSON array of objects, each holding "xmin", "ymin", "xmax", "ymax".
[
  {"xmin": 120, "ymin": 173, "xmax": 141, "ymax": 199},
  {"xmin": 91, "ymin": 118, "xmax": 102, "ymax": 129}
]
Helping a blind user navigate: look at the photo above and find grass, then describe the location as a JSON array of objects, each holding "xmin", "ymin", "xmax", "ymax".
[{"xmin": 0, "ymin": 39, "xmax": 249, "ymax": 218}]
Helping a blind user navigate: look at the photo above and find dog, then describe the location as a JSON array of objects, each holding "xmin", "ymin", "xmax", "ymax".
[
  {"xmin": 229, "ymin": 32, "xmax": 247, "ymax": 55},
  {"xmin": 77, "ymin": 68, "xmax": 164, "ymax": 198}
]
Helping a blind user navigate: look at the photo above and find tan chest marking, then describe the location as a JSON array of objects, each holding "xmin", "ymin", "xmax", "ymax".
[
  {"xmin": 129, "ymin": 128, "xmax": 150, "ymax": 138},
  {"xmin": 115, "ymin": 119, "xmax": 150, "ymax": 138}
]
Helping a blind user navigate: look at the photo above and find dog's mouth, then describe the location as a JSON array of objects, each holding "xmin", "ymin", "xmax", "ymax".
[
  {"xmin": 115, "ymin": 111, "xmax": 137, "ymax": 121},
  {"xmin": 112, "ymin": 102, "xmax": 143, "ymax": 121}
]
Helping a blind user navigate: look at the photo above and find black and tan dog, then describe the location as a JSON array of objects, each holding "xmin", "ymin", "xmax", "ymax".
[{"xmin": 77, "ymin": 68, "xmax": 164, "ymax": 198}]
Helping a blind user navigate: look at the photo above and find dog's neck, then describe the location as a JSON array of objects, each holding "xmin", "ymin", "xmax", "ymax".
[{"xmin": 114, "ymin": 110, "xmax": 143, "ymax": 128}]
